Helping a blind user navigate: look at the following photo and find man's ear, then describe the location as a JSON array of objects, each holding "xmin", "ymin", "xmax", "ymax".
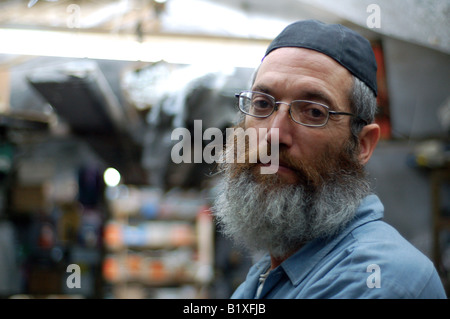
[{"xmin": 358, "ymin": 123, "xmax": 380, "ymax": 165}]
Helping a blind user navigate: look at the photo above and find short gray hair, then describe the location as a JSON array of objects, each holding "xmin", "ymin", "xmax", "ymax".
[{"xmin": 349, "ymin": 76, "xmax": 378, "ymax": 141}]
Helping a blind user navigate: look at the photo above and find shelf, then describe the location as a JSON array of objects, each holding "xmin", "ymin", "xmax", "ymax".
[
  {"xmin": 103, "ymin": 220, "xmax": 197, "ymax": 251},
  {"xmin": 430, "ymin": 165, "xmax": 450, "ymax": 295},
  {"xmin": 102, "ymin": 186, "xmax": 214, "ymax": 298}
]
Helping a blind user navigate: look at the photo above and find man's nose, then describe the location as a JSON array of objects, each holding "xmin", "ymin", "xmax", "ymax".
[{"xmin": 265, "ymin": 103, "xmax": 294, "ymax": 148}]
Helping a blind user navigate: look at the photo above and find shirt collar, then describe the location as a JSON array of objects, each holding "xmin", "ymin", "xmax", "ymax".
[{"xmin": 280, "ymin": 194, "xmax": 384, "ymax": 286}]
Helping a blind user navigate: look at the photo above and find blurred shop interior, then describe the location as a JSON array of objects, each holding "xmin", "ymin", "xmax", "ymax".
[{"xmin": 0, "ymin": 0, "xmax": 449, "ymax": 298}]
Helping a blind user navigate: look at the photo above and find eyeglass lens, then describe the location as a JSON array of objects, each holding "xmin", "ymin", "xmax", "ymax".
[{"xmin": 239, "ymin": 92, "xmax": 330, "ymax": 126}]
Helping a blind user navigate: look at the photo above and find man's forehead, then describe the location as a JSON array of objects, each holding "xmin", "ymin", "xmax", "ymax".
[
  {"xmin": 255, "ymin": 47, "xmax": 353, "ymax": 108},
  {"xmin": 263, "ymin": 19, "xmax": 377, "ymax": 96}
]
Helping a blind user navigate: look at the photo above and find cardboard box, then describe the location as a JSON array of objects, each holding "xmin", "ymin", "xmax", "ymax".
[
  {"xmin": 11, "ymin": 184, "xmax": 49, "ymax": 213},
  {"xmin": 0, "ymin": 70, "xmax": 10, "ymax": 113}
]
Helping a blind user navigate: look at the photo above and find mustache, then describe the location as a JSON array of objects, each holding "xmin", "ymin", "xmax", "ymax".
[
  {"xmin": 220, "ymin": 133, "xmax": 363, "ymax": 190},
  {"xmin": 223, "ymin": 139, "xmax": 326, "ymax": 188}
]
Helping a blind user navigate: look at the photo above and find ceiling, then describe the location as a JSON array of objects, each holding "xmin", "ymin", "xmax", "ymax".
[
  {"xmin": 0, "ymin": 0, "xmax": 448, "ymax": 52},
  {"xmin": 0, "ymin": 0, "xmax": 338, "ymax": 37}
]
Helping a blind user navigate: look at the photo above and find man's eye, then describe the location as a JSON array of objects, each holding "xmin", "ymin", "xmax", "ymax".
[
  {"xmin": 252, "ymin": 99, "xmax": 272, "ymax": 109},
  {"xmin": 304, "ymin": 106, "xmax": 326, "ymax": 118}
]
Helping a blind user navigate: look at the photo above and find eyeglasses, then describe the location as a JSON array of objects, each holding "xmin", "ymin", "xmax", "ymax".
[{"xmin": 235, "ymin": 91, "xmax": 368, "ymax": 127}]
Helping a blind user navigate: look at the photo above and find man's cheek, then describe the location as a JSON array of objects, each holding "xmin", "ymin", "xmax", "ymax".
[{"xmin": 259, "ymin": 128, "xmax": 279, "ymax": 175}]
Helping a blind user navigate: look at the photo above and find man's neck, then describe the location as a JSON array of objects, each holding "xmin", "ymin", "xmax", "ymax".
[
  {"xmin": 270, "ymin": 245, "xmax": 303, "ymax": 269},
  {"xmin": 270, "ymin": 255, "xmax": 286, "ymax": 269}
]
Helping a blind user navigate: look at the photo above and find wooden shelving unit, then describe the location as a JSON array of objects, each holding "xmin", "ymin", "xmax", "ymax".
[
  {"xmin": 430, "ymin": 166, "xmax": 450, "ymax": 294},
  {"xmin": 102, "ymin": 186, "xmax": 214, "ymax": 299}
]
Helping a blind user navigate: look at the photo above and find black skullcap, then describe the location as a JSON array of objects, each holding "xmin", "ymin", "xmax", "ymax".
[{"xmin": 264, "ymin": 19, "xmax": 378, "ymax": 96}]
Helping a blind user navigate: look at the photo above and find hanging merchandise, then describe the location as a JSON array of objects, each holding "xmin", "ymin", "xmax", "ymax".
[
  {"xmin": 0, "ymin": 142, "xmax": 14, "ymax": 182},
  {"xmin": 77, "ymin": 163, "xmax": 105, "ymax": 208},
  {"xmin": 58, "ymin": 202, "xmax": 81, "ymax": 245},
  {"xmin": 78, "ymin": 208, "xmax": 104, "ymax": 249}
]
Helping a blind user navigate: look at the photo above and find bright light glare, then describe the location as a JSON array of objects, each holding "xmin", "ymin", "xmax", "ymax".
[
  {"xmin": 104, "ymin": 167, "xmax": 121, "ymax": 187},
  {"xmin": 0, "ymin": 28, "xmax": 267, "ymax": 68}
]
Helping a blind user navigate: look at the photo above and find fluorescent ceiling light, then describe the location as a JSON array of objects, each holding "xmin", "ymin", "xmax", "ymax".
[{"xmin": 0, "ymin": 28, "xmax": 268, "ymax": 68}]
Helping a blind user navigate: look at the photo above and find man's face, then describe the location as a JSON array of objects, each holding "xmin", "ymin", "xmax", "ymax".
[
  {"xmin": 213, "ymin": 47, "xmax": 371, "ymax": 259},
  {"xmin": 245, "ymin": 47, "xmax": 355, "ymax": 185}
]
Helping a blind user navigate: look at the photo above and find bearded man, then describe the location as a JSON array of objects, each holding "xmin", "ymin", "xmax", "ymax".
[{"xmin": 212, "ymin": 20, "xmax": 446, "ymax": 298}]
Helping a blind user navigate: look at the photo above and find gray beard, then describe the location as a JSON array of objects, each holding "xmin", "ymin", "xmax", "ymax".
[{"xmin": 212, "ymin": 165, "xmax": 371, "ymax": 259}]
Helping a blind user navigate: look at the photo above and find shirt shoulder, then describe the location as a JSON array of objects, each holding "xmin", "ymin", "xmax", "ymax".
[
  {"xmin": 303, "ymin": 220, "xmax": 446, "ymax": 298},
  {"xmin": 230, "ymin": 282, "xmax": 246, "ymax": 299}
]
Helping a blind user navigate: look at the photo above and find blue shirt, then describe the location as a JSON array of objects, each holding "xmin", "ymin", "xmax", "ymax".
[{"xmin": 231, "ymin": 194, "xmax": 447, "ymax": 299}]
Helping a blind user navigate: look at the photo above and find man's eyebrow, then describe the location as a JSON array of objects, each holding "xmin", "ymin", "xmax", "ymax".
[
  {"xmin": 252, "ymin": 85, "xmax": 336, "ymax": 109},
  {"xmin": 251, "ymin": 84, "xmax": 272, "ymax": 95},
  {"xmin": 301, "ymin": 90, "xmax": 335, "ymax": 108}
]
